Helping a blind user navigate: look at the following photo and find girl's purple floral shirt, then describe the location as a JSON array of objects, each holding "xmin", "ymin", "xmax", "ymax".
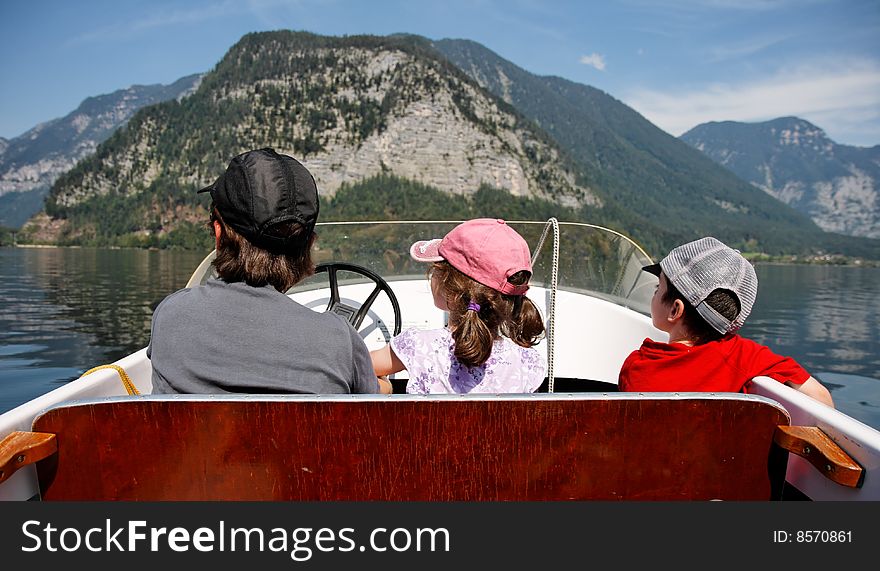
[{"xmin": 390, "ymin": 327, "xmax": 546, "ymax": 394}]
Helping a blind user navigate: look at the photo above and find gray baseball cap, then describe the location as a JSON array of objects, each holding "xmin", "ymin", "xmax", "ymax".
[{"xmin": 643, "ymin": 237, "xmax": 757, "ymax": 334}]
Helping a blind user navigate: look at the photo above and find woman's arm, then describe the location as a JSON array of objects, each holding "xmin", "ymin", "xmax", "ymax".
[{"xmin": 787, "ymin": 376, "xmax": 835, "ymax": 408}]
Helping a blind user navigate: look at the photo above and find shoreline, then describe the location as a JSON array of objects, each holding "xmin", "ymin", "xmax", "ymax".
[
  {"xmin": 745, "ymin": 255, "xmax": 879, "ymax": 268},
  {"xmin": 3, "ymin": 243, "xmax": 878, "ymax": 266},
  {"xmin": 4, "ymin": 243, "xmax": 169, "ymax": 252}
]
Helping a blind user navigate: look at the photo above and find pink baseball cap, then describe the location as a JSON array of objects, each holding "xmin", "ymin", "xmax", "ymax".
[{"xmin": 409, "ymin": 219, "xmax": 532, "ymax": 295}]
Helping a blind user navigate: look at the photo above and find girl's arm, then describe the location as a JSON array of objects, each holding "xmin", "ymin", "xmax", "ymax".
[
  {"xmin": 371, "ymin": 344, "xmax": 406, "ymax": 377},
  {"xmin": 786, "ymin": 376, "xmax": 835, "ymax": 408},
  {"xmin": 377, "ymin": 376, "xmax": 393, "ymax": 394}
]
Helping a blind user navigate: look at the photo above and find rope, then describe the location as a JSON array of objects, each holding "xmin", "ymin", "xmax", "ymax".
[
  {"xmin": 531, "ymin": 218, "xmax": 560, "ymax": 393},
  {"xmin": 79, "ymin": 364, "xmax": 140, "ymax": 396}
]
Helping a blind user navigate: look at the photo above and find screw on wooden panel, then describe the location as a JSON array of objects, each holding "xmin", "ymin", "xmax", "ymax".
[
  {"xmin": 803, "ymin": 446, "xmax": 811, "ymax": 455},
  {"xmin": 16, "ymin": 455, "xmax": 25, "ymax": 463},
  {"xmin": 826, "ymin": 464, "xmax": 834, "ymax": 472}
]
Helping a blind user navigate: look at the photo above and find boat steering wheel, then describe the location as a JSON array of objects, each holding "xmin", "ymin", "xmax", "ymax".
[{"xmin": 314, "ymin": 262, "xmax": 402, "ymax": 336}]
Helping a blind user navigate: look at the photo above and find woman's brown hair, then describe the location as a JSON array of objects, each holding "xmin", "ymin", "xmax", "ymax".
[
  {"xmin": 431, "ymin": 261, "xmax": 545, "ymax": 368},
  {"xmin": 211, "ymin": 207, "xmax": 315, "ymax": 293}
]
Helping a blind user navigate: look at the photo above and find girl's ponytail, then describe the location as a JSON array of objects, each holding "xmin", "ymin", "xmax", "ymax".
[
  {"xmin": 432, "ymin": 262, "xmax": 543, "ymax": 368},
  {"xmin": 451, "ymin": 298, "xmax": 494, "ymax": 368},
  {"xmin": 504, "ymin": 270, "xmax": 545, "ymax": 348},
  {"xmin": 509, "ymin": 296, "xmax": 545, "ymax": 348}
]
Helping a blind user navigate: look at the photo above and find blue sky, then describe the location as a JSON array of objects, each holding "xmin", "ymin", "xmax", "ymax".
[{"xmin": 2, "ymin": 0, "xmax": 878, "ymax": 146}]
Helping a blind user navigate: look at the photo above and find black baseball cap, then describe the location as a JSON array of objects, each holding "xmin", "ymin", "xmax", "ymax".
[{"xmin": 199, "ymin": 148, "xmax": 319, "ymax": 251}]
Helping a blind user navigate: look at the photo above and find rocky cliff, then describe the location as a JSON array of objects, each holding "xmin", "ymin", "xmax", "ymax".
[
  {"xmin": 16, "ymin": 32, "xmax": 877, "ymax": 258},
  {"xmin": 26, "ymin": 32, "xmax": 594, "ymax": 247},
  {"xmin": 0, "ymin": 74, "xmax": 202, "ymax": 228},
  {"xmin": 682, "ymin": 117, "xmax": 879, "ymax": 239}
]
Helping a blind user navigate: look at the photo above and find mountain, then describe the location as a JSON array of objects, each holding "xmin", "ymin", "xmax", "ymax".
[
  {"xmin": 681, "ymin": 117, "xmax": 879, "ymax": 239},
  {"xmin": 431, "ymin": 39, "xmax": 878, "ymax": 258},
  {"xmin": 22, "ymin": 32, "xmax": 596, "ymax": 248},
  {"xmin": 18, "ymin": 32, "xmax": 878, "ymax": 259},
  {"xmin": 0, "ymin": 74, "xmax": 203, "ymax": 228}
]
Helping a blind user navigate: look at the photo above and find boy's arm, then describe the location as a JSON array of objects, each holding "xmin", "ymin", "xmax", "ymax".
[{"xmin": 786, "ymin": 376, "xmax": 834, "ymax": 408}]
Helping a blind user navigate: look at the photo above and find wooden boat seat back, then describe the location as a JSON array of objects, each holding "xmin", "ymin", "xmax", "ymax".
[{"xmin": 25, "ymin": 393, "xmax": 796, "ymax": 501}]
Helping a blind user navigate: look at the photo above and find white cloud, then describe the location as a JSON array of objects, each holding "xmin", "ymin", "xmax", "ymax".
[
  {"xmin": 68, "ymin": 0, "xmax": 308, "ymax": 45},
  {"xmin": 131, "ymin": 2, "xmax": 239, "ymax": 31},
  {"xmin": 69, "ymin": 1, "xmax": 240, "ymax": 45},
  {"xmin": 579, "ymin": 53, "xmax": 606, "ymax": 71},
  {"xmin": 622, "ymin": 0, "xmax": 808, "ymax": 12},
  {"xmin": 624, "ymin": 59, "xmax": 880, "ymax": 146},
  {"xmin": 708, "ymin": 33, "xmax": 791, "ymax": 61}
]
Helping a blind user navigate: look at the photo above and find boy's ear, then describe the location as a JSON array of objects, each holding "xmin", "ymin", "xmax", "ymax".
[
  {"xmin": 213, "ymin": 219, "xmax": 222, "ymax": 249},
  {"xmin": 668, "ymin": 299, "xmax": 686, "ymax": 323}
]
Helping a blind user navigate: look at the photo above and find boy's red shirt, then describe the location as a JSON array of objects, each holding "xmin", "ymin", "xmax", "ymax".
[{"xmin": 618, "ymin": 334, "xmax": 810, "ymax": 393}]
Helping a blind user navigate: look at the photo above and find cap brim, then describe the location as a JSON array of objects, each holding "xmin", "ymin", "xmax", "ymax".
[
  {"xmin": 642, "ymin": 263, "xmax": 661, "ymax": 276},
  {"xmin": 197, "ymin": 184, "xmax": 213, "ymax": 194},
  {"xmin": 409, "ymin": 238, "xmax": 444, "ymax": 262}
]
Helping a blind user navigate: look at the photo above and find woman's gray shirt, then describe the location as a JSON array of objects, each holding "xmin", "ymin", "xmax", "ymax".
[{"xmin": 148, "ymin": 278, "xmax": 379, "ymax": 394}]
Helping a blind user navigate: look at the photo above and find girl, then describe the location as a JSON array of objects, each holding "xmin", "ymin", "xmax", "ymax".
[{"xmin": 370, "ymin": 218, "xmax": 546, "ymax": 394}]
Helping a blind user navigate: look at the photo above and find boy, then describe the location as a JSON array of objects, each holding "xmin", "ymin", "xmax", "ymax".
[{"xmin": 618, "ymin": 236, "xmax": 834, "ymax": 407}]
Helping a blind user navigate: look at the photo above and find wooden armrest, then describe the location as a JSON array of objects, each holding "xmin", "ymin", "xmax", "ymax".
[
  {"xmin": 774, "ymin": 426, "xmax": 864, "ymax": 488},
  {"xmin": 0, "ymin": 431, "xmax": 57, "ymax": 485}
]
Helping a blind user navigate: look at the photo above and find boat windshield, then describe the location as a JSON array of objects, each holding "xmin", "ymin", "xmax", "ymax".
[{"xmin": 189, "ymin": 220, "xmax": 656, "ymax": 315}]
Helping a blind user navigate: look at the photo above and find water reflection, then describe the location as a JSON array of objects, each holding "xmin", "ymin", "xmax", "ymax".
[
  {"xmin": 0, "ymin": 247, "xmax": 206, "ymax": 412},
  {"xmin": 742, "ymin": 264, "xmax": 880, "ymax": 428},
  {"xmin": 742, "ymin": 265, "xmax": 880, "ymax": 379}
]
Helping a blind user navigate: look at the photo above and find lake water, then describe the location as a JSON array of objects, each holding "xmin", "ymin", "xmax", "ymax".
[
  {"xmin": 0, "ymin": 247, "xmax": 205, "ymax": 413},
  {"xmin": 741, "ymin": 263, "xmax": 880, "ymax": 429},
  {"xmin": 1, "ymin": 247, "xmax": 878, "ymax": 429}
]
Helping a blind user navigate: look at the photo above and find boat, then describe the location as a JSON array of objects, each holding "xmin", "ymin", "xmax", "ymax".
[{"xmin": 0, "ymin": 219, "xmax": 877, "ymax": 501}]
